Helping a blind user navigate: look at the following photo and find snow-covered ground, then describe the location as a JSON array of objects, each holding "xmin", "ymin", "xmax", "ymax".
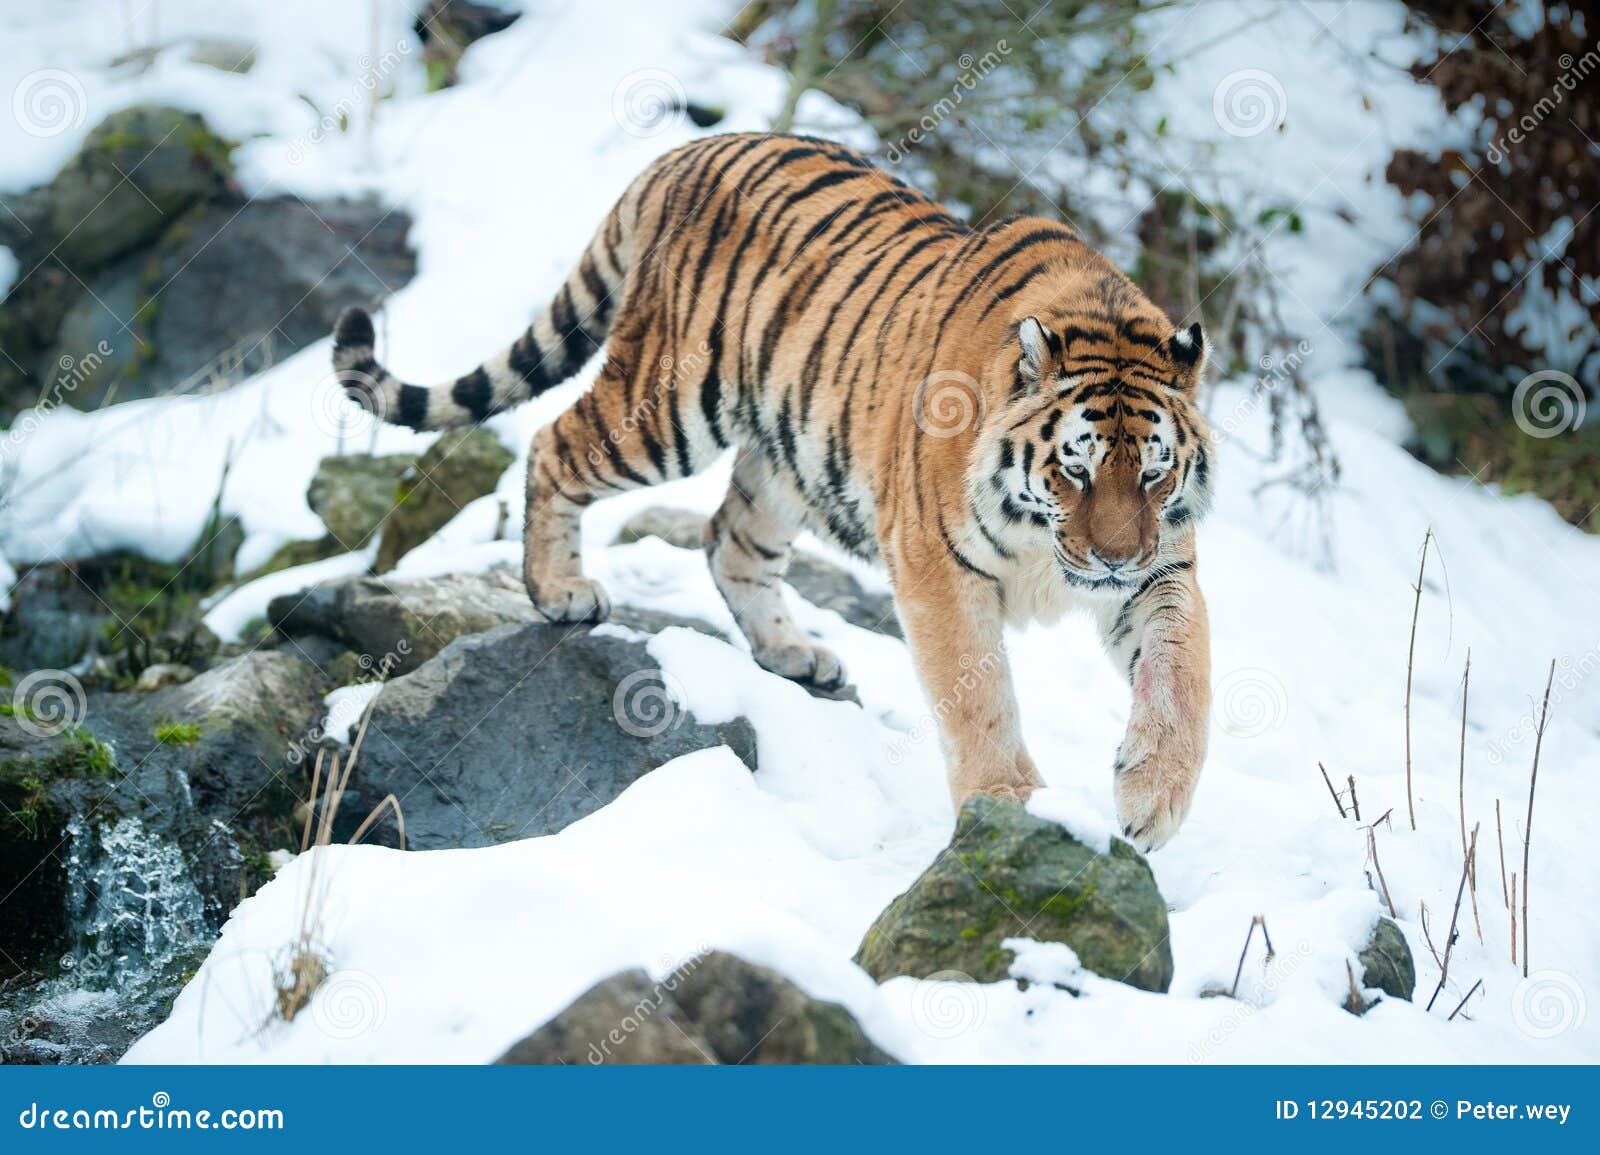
[{"xmin": 2, "ymin": 1, "xmax": 1595, "ymax": 1063}]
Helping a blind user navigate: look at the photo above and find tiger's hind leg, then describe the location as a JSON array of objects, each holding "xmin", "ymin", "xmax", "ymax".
[
  {"xmin": 524, "ymin": 355, "xmax": 691, "ymax": 622},
  {"xmin": 708, "ymin": 450, "xmax": 847, "ymax": 689}
]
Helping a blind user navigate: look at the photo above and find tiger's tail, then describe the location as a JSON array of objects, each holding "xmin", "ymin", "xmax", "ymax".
[{"xmin": 331, "ymin": 209, "xmax": 632, "ymax": 431}]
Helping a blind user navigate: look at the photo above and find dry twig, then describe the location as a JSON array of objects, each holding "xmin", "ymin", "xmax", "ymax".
[
  {"xmin": 1521, "ymin": 660, "xmax": 1555, "ymax": 977},
  {"xmin": 1426, "ymin": 823, "xmax": 1479, "ymax": 1012},
  {"xmin": 1228, "ymin": 915, "xmax": 1277, "ymax": 999},
  {"xmin": 1318, "ymin": 762, "xmax": 1346, "ymax": 817},
  {"xmin": 1447, "ymin": 978, "xmax": 1483, "ymax": 1021},
  {"xmin": 1404, "ymin": 527, "xmax": 1432, "ymax": 831},
  {"xmin": 1365, "ymin": 825, "xmax": 1397, "ymax": 918}
]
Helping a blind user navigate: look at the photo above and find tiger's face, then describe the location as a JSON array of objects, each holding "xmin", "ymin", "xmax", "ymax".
[{"xmin": 977, "ymin": 314, "xmax": 1214, "ymax": 594}]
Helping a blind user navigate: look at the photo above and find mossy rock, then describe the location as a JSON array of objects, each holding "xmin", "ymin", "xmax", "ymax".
[
  {"xmin": 1353, "ymin": 916, "xmax": 1415, "ymax": 1010},
  {"xmin": 497, "ymin": 951, "xmax": 892, "ymax": 1065},
  {"xmin": 854, "ymin": 796, "xmax": 1173, "ymax": 992},
  {"xmin": 1405, "ymin": 392, "xmax": 1600, "ymax": 533},
  {"xmin": 45, "ymin": 106, "xmax": 236, "ymax": 271},
  {"xmin": 374, "ymin": 427, "xmax": 513, "ymax": 572},
  {"xmin": 307, "ymin": 452, "xmax": 416, "ymax": 548}
]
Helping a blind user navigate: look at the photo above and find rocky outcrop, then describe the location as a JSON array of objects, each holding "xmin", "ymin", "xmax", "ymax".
[
  {"xmin": 307, "ymin": 453, "xmax": 416, "ymax": 548},
  {"xmin": 496, "ymin": 952, "xmax": 893, "ymax": 1065},
  {"xmin": 615, "ymin": 506, "xmax": 901, "ymax": 638},
  {"xmin": 374, "ymin": 429, "xmax": 514, "ymax": 572},
  {"xmin": 268, "ymin": 567, "xmax": 536, "ymax": 675},
  {"xmin": 344, "ymin": 610, "xmax": 756, "ymax": 849},
  {"xmin": 0, "ymin": 106, "xmax": 414, "ymax": 417},
  {"xmin": 0, "ymin": 106, "xmax": 234, "ymax": 272},
  {"xmin": 41, "ymin": 195, "xmax": 413, "ymax": 408},
  {"xmin": 854, "ymin": 796, "xmax": 1173, "ymax": 992}
]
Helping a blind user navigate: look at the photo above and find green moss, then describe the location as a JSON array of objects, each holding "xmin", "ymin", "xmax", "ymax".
[
  {"xmin": 958, "ymin": 927, "xmax": 979, "ymax": 941},
  {"xmin": 154, "ymin": 720, "xmax": 203, "ymax": 746},
  {"xmin": 1405, "ymin": 393, "xmax": 1600, "ymax": 532},
  {"xmin": 58, "ymin": 727, "xmax": 116, "ymax": 779}
]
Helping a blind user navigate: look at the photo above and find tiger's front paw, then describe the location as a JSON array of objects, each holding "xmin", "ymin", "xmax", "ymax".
[
  {"xmin": 529, "ymin": 575, "xmax": 612, "ymax": 623},
  {"xmin": 752, "ymin": 640, "xmax": 847, "ymax": 689},
  {"xmin": 1113, "ymin": 738, "xmax": 1199, "ymax": 852},
  {"xmin": 949, "ymin": 752, "xmax": 1044, "ymax": 809}
]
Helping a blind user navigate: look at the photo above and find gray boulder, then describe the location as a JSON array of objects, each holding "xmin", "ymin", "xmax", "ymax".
[
  {"xmin": 496, "ymin": 969, "xmax": 716, "ymax": 1065},
  {"xmin": 8, "ymin": 106, "xmax": 235, "ymax": 272},
  {"xmin": 855, "ymin": 796, "xmax": 1173, "ymax": 992},
  {"xmin": 42, "ymin": 195, "xmax": 414, "ymax": 408},
  {"xmin": 308, "ymin": 453, "xmax": 416, "ymax": 548},
  {"xmin": 668, "ymin": 951, "xmax": 895, "ymax": 1064},
  {"xmin": 496, "ymin": 952, "xmax": 892, "ymax": 1065},
  {"xmin": 346, "ymin": 611, "xmax": 756, "ymax": 849},
  {"xmin": 269, "ymin": 567, "xmax": 537, "ymax": 676},
  {"xmin": 374, "ymin": 428, "xmax": 514, "ymax": 572}
]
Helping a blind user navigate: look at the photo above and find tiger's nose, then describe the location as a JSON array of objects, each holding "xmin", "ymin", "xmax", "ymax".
[{"xmin": 1090, "ymin": 551, "xmax": 1128, "ymax": 573}]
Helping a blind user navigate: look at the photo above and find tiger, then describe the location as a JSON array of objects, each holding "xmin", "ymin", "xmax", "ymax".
[{"xmin": 332, "ymin": 132, "xmax": 1214, "ymax": 850}]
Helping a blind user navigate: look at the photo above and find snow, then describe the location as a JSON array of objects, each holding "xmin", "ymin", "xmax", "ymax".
[
  {"xmin": 322, "ymin": 681, "xmax": 385, "ymax": 747},
  {"xmin": 0, "ymin": 1, "xmax": 1592, "ymax": 1065},
  {"xmin": 201, "ymin": 546, "xmax": 375, "ymax": 643}
]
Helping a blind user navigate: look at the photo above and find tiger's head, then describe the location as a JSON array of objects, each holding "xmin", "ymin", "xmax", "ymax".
[{"xmin": 972, "ymin": 311, "xmax": 1214, "ymax": 594}]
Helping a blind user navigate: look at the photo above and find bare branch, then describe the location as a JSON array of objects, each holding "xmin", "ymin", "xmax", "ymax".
[
  {"xmin": 1318, "ymin": 761, "xmax": 1346, "ymax": 818},
  {"xmin": 1405, "ymin": 527, "xmax": 1432, "ymax": 831},
  {"xmin": 1522, "ymin": 659, "xmax": 1556, "ymax": 977}
]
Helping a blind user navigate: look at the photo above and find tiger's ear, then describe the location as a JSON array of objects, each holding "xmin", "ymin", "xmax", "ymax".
[
  {"xmin": 1016, "ymin": 316, "xmax": 1057, "ymax": 392},
  {"xmin": 1168, "ymin": 321, "xmax": 1207, "ymax": 389}
]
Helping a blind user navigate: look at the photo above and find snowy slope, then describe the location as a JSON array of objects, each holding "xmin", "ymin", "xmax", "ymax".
[{"xmin": 1, "ymin": 1, "xmax": 1594, "ymax": 1063}]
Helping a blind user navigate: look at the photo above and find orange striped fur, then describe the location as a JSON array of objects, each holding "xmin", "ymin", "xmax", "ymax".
[{"xmin": 333, "ymin": 133, "xmax": 1215, "ymax": 849}]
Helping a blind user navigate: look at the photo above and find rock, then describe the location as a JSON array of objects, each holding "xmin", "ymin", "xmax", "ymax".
[
  {"xmin": 1349, "ymin": 916, "xmax": 1415, "ymax": 1013},
  {"xmin": 269, "ymin": 568, "xmax": 536, "ymax": 675},
  {"xmin": 496, "ymin": 969, "xmax": 716, "ymax": 1065},
  {"xmin": 615, "ymin": 506, "xmax": 707, "ymax": 550},
  {"xmin": 307, "ymin": 453, "xmax": 416, "ymax": 548},
  {"xmin": 0, "ymin": 563, "xmax": 110, "ymax": 671},
  {"xmin": 614, "ymin": 506, "xmax": 901, "ymax": 638},
  {"xmin": 374, "ymin": 428, "xmax": 514, "ymax": 572},
  {"xmin": 496, "ymin": 952, "xmax": 892, "ymax": 1065},
  {"xmin": 415, "ymin": 0, "xmax": 522, "ymax": 91},
  {"xmin": 668, "ymin": 951, "xmax": 894, "ymax": 1064},
  {"xmin": 186, "ymin": 38, "xmax": 257, "ymax": 73},
  {"xmin": 41, "ymin": 195, "xmax": 414, "ymax": 408},
  {"xmin": 349, "ymin": 610, "xmax": 756, "ymax": 849},
  {"xmin": 0, "ymin": 553, "xmax": 224, "ymax": 679},
  {"xmin": 133, "ymin": 663, "xmax": 197, "ymax": 691},
  {"xmin": 854, "ymin": 796, "xmax": 1173, "ymax": 992},
  {"xmin": 28, "ymin": 106, "xmax": 234, "ymax": 272},
  {"xmin": 93, "ymin": 650, "xmax": 328, "ymax": 821}
]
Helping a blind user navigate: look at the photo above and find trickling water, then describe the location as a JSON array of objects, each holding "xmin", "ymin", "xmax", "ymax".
[{"xmin": 0, "ymin": 817, "xmax": 212, "ymax": 1064}]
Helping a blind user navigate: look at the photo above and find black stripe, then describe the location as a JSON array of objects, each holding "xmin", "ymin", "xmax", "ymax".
[
  {"xmin": 509, "ymin": 330, "xmax": 554, "ymax": 392},
  {"xmin": 451, "ymin": 369, "xmax": 492, "ymax": 420},
  {"xmin": 399, "ymin": 383, "xmax": 429, "ymax": 429}
]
